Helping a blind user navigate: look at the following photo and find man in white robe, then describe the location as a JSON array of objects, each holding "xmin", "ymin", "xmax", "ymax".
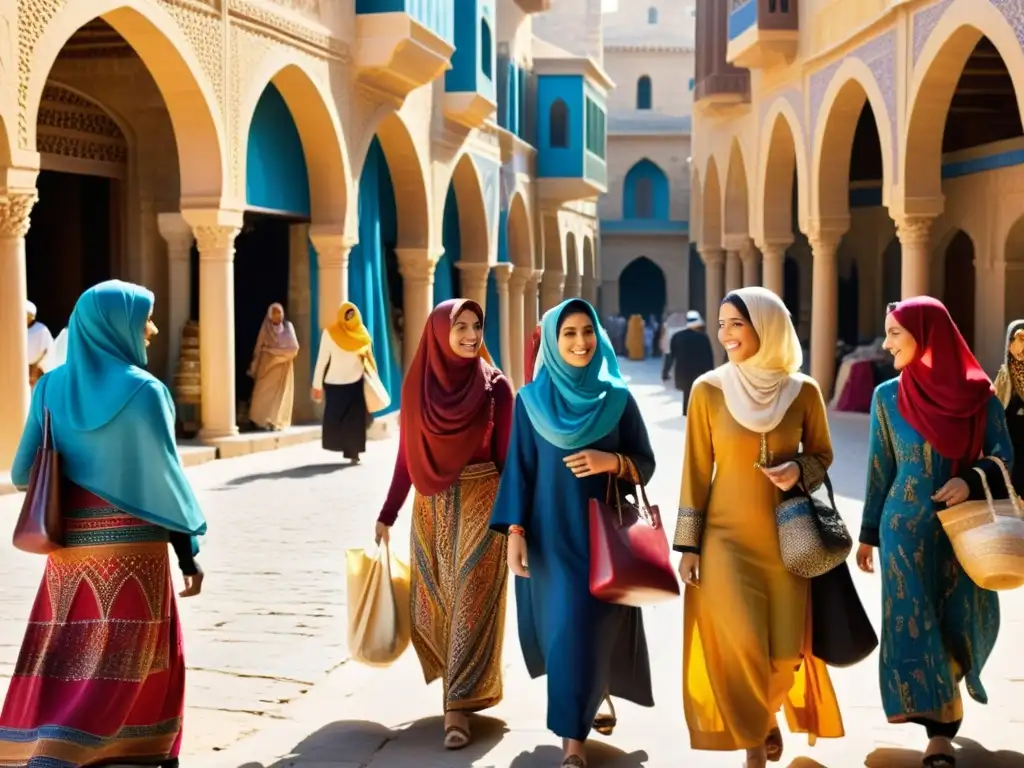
[{"xmin": 26, "ymin": 300, "xmax": 55, "ymax": 388}]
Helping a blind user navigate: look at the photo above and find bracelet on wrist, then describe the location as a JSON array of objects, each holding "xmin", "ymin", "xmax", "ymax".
[{"xmin": 508, "ymin": 524, "xmax": 526, "ymax": 538}]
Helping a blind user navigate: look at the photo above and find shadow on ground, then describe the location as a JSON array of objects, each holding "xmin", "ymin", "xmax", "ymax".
[
  {"xmin": 218, "ymin": 462, "xmax": 351, "ymax": 488},
  {"xmin": 230, "ymin": 717, "xmax": 645, "ymax": 767},
  {"xmin": 864, "ymin": 738, "xmax": 1024, "ymax": 768}
]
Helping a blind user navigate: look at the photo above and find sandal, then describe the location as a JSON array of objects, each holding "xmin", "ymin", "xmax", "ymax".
[
  {"xmin": 922, "ymin": 755, "xmax": 956, "ymax": 767},
  {"xmin": 593, "ymin": 694, "xmax": 617, "ymax": 736},
  {"xmin": 765, "ymin": 726, "xmax": 783, "ymax": 762},
  {"xmin": 444, "ymin": 724, "xmax": 471, "ymax": 750},
  {"xmin": 561, "ymin": 757, "xmax": 587, "ymax": 768}
]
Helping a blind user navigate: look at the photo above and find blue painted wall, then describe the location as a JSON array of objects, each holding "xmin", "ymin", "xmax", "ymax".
[
  {"xmin": 246, "ymin": 85, "xmax": 311, "ymax": 216},
  {"xmin": 349, "ymin": 137, "xmax": 403, "ymax": 414},
  {"xmin": 498, "ymin": 57, "xmax": 527, "ymax": 139},
  {"xmin": 623, "ymin": 159, "xmax": 670, "ymax": 219},
  {"xmin": 446, "ymin": 0, "xmax": 495, "ymax": 100},
  {"xmin": 600, "ymin": 219, "xmax": 688, "ymax": 234},
  {"xmin": 496, "ymin": 209, "xmax": 509, "ymax": 263},
  {"xmin": 537, "ymin": 74, "xmax": 584, "ymax": 178},
  {"xmin": 485, "ymin": 271, "xmax": 503, "ymax": 370},
  {"xmin": 728, "ymin": 0, "xmax": 756, "ymax": 40},
  {"xmin": 436, "ymin": 186, "xmax": 461, "ymax": 305},
  {"xmin": 355, "ymin": 0, "xmax": 455, "ymax": 45}
]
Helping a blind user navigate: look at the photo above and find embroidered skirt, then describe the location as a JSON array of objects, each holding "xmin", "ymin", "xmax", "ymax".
[
  {"xmin": 410, "ymin": 462, "xmax": 508, "ymax": 712},
  {"xmin": 0, "ymin": 484, "xmax": 185, "ymax": 767}
]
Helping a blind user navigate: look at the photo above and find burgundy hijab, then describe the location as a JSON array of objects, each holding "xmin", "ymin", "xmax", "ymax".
[
  {"xmin": 890, "ymin": 296, "xmax": 993, "ymax": 473},
  {"xmin": 525, "ymin": 323, "xmax": 542, "ymax": 384},
  {"xmin": 401, "ymin": 299, "xmax": 499, "ymax": 495}
]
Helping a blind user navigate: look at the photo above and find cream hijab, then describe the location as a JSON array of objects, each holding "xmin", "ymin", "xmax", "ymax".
[{"xmin": 704, "ymin": 286, "xmax": 808, "ymax": 434}]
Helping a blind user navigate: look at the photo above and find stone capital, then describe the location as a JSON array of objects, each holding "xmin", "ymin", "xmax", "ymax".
[
  {"xmin": 723, "ymin": 234, "xmax": 749, "ymax": 253},
  {"xmin": 756, "ymin": 236, "xmax": 793, "ymax": 256},
  {"xmin": 509, "ymin": 266, "xmax": 530, "ymax": 290},
  {"xmin": 492, "ymin": 263, "xmax": 514, "ymax": 287},
  {"xmin": 0, "ymin": 191, "xmax": 37, "ymax": 238},
  {"xmin": 528, "ymin": 269, "xmax": 544, "ymax": 287},
  {"xmin": 895, "ymin": 214, "xmax": 934, "ymax": 247},
  {"xmin": 396, "ymin": 247, "xmax": 441, "ymax": 283},
  {"xmin": 456, "ymin": 261, "xmax": 491, "ymax": 280},
  {"xmin": 698, "ymin": 246, "xmax": 725, "ymax": 267},
  {"xmin": 193, "ymin": 225, "xmax": 240, "ymax": 257},
  {"xmin": 310, "ymin": 231, "xmax": 354, "ymax": 269},
  {"xmin": 157, "ymin": 212, "xmax": 194, "ymax": 256}
]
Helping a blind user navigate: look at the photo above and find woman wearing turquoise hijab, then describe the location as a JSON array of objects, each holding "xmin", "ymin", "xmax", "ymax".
[
  {"xmin": 491, "ymin": 299, "xmax": 656, "ymax": 768},
  {"xmin": 0, "ymin": 280, "xmax": 206, "ymax": 768}
]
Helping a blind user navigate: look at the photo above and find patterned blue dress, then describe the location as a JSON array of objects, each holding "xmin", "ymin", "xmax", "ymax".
[{"xmin": 860, "ymin": 380, "xmax": 1011, "ymax": 726}]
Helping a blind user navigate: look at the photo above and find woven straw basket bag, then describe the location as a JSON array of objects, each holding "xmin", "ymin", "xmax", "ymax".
[{"xmin": 937, "ymin": 456, "xmax": 1024, "ymax": 591}]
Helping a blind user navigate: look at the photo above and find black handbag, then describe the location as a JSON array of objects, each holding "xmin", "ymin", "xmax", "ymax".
[
  {"xmin": 775, "ymin": 472, "xmax": 853, "ymax": 578},
  {"xmin": 811, "ymin": 560, "xmax": 878, "ymax": 667}
]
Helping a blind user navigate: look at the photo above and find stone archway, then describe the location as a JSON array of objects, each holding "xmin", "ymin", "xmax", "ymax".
[
  {"xmin": 723, "ymin": 138, "xmax": 749, "ymax": 240},
  {"xmin": 448, "ymin": 153, "xmax": 490, "ymax": 264},
  {"xmin": 367, "ymin": 111, "xmax": 431, "ymax": 251},
  {"xmin": 618, "ymin": 256, "xmax": 666, "ymax": 321},
  {"xmin": 28, "ymin": 1, "xmax": 228, "ymax": 205},
  {"xmin": 507, "ymin": 192, "xmax": 533, "ymax": 269},
  {"xmin": 701, "ymin": 157, "xmax": 723, "ymax": 249},
  {"xmin": 240, "ymin": 61, "xmax": 351, "ymax": 229}
]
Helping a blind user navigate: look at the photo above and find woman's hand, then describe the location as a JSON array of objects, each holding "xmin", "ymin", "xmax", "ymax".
[
  {"xmin": 507, "ymin": 534, "xmax": 529, "ymax": 578},
  {"xmin": 374, "ymin": 521, "xmax": 390, "ymax": 546},
  {"xmin": 564, "ymin": 450, "xmax": 619, "ymax": 478},
  {"xmin": 932, "ymin": 477, "xmax": 969, "ymax": 506},
  {"xmin": 761, "ymin": 461, "xmax": 801, "ymax": 491},
  {"xmin": 678, "ymin": 553, "xmax": 700, "ymax": 587},
  {"xmin": 311, "ymin": 387, "xmax": 323, "ymax": 403},
  {"xmin": 856, "ymin": 543, "xmax": 875, "ymax": 574},
  {"xmin": 179, "ymin": 564, "xmax": 204, "ymax": 598}
]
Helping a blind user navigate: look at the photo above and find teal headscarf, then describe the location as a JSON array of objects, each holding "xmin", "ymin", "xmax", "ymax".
[
  {"xmin": 519, "ymin": 298, "xmax": 630, "ymax": 450},
  {"xmin": 12, "ymin": 280, "xmax": 207, "ymax": 549}
]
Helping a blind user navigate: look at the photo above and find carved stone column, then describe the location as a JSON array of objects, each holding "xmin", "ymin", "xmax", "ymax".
[
  {"xmin": 582, "ymin": 274, "xmax": 599, "ymax": 306},
  {"xmin": 0, "ymin": 192, "xmax": 36, "ymax": 470},
  {"xmin": 759, "ymin": 239, "xmax": 791, "ymax": 298},
  {"xmin": 809, "ymin": 232, "xmax": 842, "ymax": 399},
  {"xmin": 396, "ymin": 248, "xmax": 440, "ymax": 372},
  {"xmin": 457, "ymin": 261, "xmax": 490, "ymax": 311},
  {"xmin": 157, "ymin": 212, "xmax": 194, "ymax": 385},
  {"xmin": 508, "ymin": 266, "xmax": 528, "ymax": 388},
  {"xmin": 896, "ymin": 214, "xmax": 934, "ymax": 298},
  {"xmin": 288, "ymin": 224, "xmax": 315, "ymax": 423},
  {"xmin": 492, "ymin": 264, "xmax": 513, "ymax": 376},
  {"xmin": 540, "ymin": 271, "xmax": 564, "ymax": 313},
  {"xmin": 700, "ymin": 246, "xmax": 725, "ymax": 362},
  {"xmin": 725, "ymin": 250, "xmax": 742, "ymax": 294},
  {"xmin": 563, "ymin": 272, "xmax": 582, "ymax": 300},
  {"xmin": 190, "ymin": 220, "xmax": 242, "ymax": 440},
  {"xmin": 740, "ymin": 241, "xmax": 761, "ymax": 287},
  {"xmin": 310, "ymin": 230, "xmax": 353, "ymax": 331},
  {"xmin": 525, "ymin": 269, "xmax": 542, "ymax": 336}
]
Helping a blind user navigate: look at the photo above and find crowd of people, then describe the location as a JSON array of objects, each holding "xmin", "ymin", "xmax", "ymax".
[{"xmin": 3, "ymin": 278, "xmax": 1023, "ymax": 768}]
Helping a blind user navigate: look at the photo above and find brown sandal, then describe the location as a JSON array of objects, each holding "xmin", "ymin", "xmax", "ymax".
[
  {"xmin": 444, "ymin": 724, "xmax": 470, "ymax": 750},
  {"xmin": 765, "ymin": 727, "xmax": 783, "ymax": 762},
  {"xmin": 561, "ymin": 757, "xmax": 587, "ymax": 768},
  {"xmin": 593, "ymin": 694, "xmax": 617, "ymax": 736}
]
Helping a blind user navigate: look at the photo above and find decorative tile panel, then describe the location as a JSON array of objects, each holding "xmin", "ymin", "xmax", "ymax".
[{"xmin": 913, "ymin": 0, "xmax": 954, "ymax": 62}]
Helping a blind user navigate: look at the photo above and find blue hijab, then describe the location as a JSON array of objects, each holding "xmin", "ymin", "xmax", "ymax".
[
  {"xmin": 519, "ymin": 298, "xmax": 630, "ymax": 450},
  {"xmin": 12, "ymin": 280, "xmax": 207, "ymax": 548}
]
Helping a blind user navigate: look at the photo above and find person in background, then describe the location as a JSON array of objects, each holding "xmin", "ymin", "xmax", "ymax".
[
  {"xmin": 312, "ymin": 301, "xmax": 376, "ymax": 464},
  {"xmin": 0, "ymin": 280, "xmax": 206, "ymax": 768},
  {"xmin": 247, "ymin": 302, "xmax": 299, "ymax": 432},
  {"xmin": 660, "ymin": 310, "xmax": 689, "ymax": 380},
  {"xmin": 667, "ymin": 310, "xmax": 715, "ymax": 415},
  {"xmin": 856, "ymin": 297, "xmax": 1009, "ymax": 768},
  {"xmin": 26, "ymin": 300, "xmax": 55, "ymax": 388},
  {"xmin": 375, "ymin": 299, "xmax": 513, "ymax": 751},
  {"xmin": 525, "ymin": 322, "xmax": 542, "ymax": 384},
  {"xmin": 993, "ymin": 318, "xmax": 1024, "ymax": 493},
  {"xmin": 625, "ymin": 314, "xmax": 645, "ymax": 361},
  {"xmin": 492, "ymin": 299, "xmax": 655, "ymax": 768}
]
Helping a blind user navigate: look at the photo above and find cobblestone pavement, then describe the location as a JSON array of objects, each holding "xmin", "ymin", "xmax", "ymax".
[{"xmin": 2, "ymin": 360, "xmax": 1023, "ymax": 767}]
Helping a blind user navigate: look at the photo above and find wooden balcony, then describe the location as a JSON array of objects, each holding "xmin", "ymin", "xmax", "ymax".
[{"xmin": 727, "ymin": 0, "xmax": 799, "ymax": 70}]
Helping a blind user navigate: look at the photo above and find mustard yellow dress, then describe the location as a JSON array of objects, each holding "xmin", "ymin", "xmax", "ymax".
[{"xmin": 674, "ymin": 377, "xmax": 844, "ymax": 751}]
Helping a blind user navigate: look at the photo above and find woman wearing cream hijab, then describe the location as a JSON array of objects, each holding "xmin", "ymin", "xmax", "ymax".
[{"xmin": 673, "ymin": 287, "xmax": 843, "ymax": 768}]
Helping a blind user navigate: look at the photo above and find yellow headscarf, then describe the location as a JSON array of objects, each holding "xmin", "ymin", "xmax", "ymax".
[{"xmin": 328, "ymin": 302, "xmax": 377, "ymax": 371}]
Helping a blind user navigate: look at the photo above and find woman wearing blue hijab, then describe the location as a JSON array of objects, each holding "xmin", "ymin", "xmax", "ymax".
[
  {"xmin": 491, "ymin": 299, "xmax": 656, "ymax": 768},
  {"xmin": 0, "ymin": 280, "xmax": 206, "ymax": 768}
]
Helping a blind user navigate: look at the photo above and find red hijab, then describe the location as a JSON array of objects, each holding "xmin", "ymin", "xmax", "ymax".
[
  {"xmin": 890, "ymin": 296, "xmax": 993, "ymax": 473},
  {"xmin": 525, "ymin": 323, "xmax": 542, "ymax": 384},
  {"xmin": 401, "ymin": 299, "xmax": 500, "ymax": 495}
]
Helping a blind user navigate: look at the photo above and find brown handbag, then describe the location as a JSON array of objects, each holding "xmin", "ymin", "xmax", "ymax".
[{"xmin": 12, "ymin": 407, "xmax": 63, "ymax": 554}]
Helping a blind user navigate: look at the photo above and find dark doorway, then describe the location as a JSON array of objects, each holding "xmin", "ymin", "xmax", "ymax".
[{"xmin": 944, "ymin": 230, "xmax": 975, "ymax": 347}]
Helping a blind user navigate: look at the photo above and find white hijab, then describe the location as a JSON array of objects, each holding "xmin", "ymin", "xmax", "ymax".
[{"xmin": 704, "ymin": 286, "xmax": 807, "ymax": 434}]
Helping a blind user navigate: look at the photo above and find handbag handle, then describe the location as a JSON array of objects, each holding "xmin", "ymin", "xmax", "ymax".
[
  {"xmin": 970, "ymin": 455, "xmax": 1023, "ymax": 522},
  {"xmin": 603, "ymin": 456, "xmax": 657, "ymax": 528},
  {"xmin": 797, "ymin": 469, "xmax": 839, "ymax": 514},
  {"xmin": 41, "ymin": 407, "xmax": 53, "ymax": 452}
]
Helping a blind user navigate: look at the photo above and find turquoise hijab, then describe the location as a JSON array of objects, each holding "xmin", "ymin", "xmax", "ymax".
[
  {"xmin": 12, "ymin": 280, "xmax": 207, "ymax": 548},
  {"xmin": 519, "ymin": 298, "xmax": 630, "ymax": 450}
]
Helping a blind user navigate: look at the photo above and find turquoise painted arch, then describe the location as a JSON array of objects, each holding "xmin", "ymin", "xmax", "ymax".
[{"xmin": 623, "ymin": 158, "xmax": 669, "ymax": 220}]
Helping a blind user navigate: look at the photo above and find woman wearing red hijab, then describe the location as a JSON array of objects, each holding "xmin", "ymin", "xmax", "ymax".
[
  {"xmin": 855, "ymin": 297, "xmax": 1011, "ymax": 767},
  {"xmin": 375, "ymin": 299, "xmax": 513, "ymax": 750},
  {"xmin": 525, "ymin": 323, "xmax": 541, "ymax": 384}
]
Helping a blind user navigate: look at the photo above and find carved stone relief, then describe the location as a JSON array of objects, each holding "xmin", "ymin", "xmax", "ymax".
[{"xmin": 36, "ymin": 83, "xmax": 127, "ymax": 165}]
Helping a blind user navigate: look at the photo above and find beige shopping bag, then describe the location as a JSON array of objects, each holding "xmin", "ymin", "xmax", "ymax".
[
  {"xmin": 362, "ymin": 361, "xmax": 391, "ymax": 414},
  {"xmin": 345, "ymin": 543, "xmax": 411, "ymax": 666}
]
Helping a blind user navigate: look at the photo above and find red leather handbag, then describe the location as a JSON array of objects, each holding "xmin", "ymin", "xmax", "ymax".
[
  {"xmin": 589, "ymin": 465, "xmax": 680, "ymax": 607},
  {"xmin": 13, "ymin": 407, "xmax": 63, "ymax": 555}
]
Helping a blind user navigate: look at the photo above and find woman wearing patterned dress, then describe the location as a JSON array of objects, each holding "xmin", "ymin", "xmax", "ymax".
[
  {"xmin": 0, "ymin": 280, "xmax": 207, "ymax": 768},
  {"xmin": 374, "ymin": 299, "xmax": 513, "ymax": 750},
  {"xmin": 992, "ymin": 318, "xmax": 1024, "ymax": 493},
  {"xmin": 491, "ymin": 298, "xmax": 655, "ymax": 768},
  {"xmin": 856, "ymin": 297, "xmax": 1010, "ymax": 767},
  {"xmin": 674, "ymin": 287, "xmax": 843, "ymax": 768}
]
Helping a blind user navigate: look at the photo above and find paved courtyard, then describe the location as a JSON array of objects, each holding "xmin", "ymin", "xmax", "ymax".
[{"xmin": 1, "ymin": 360, "xmax": 1022, "ymax": 767}]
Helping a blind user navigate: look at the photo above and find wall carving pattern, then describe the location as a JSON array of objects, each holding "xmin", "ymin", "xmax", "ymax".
[
  {"xmin": 913, "ymin": 0, "xmax": 955, "ymax": 62},
  {"xmin": 37, "ymin": 83, "xmax": 127, "ymax": 164}
]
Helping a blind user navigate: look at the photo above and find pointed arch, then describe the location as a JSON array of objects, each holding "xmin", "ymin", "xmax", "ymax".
[
  {"xmin": 507, "ymin": 192, "xmax": 534, "ymax": 269},
  {"xmin": 701, "ymin": 156, "xmax": 723, "ymax": 249},
  {"xmin": 447, "ymin": 153, "xmax": 491, "ymax": 263},
  {"xmin": 239, "ymin": 58, "xmax": 351, "ymax": 227},
  {"xmin": 28, "ymin": 1, "xmax": 227, "ymax": 205},
  {"xmin": 756, "ymin": 98, "xmax": 809, "ymax": 241},
  {"xmin": 812, "ymin": 58, "xmax": 895, "ymax": 221},
  {"xmin": 566, "ymin": 230, "xmax": 580, "ymax": 279},
  {"xmin": 724, "ymin": 138, "xmax": 750, "ymax": 237},
  {"xmin": 690, "ymin": 165, "xmax": 704, "ymax": 244}
]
